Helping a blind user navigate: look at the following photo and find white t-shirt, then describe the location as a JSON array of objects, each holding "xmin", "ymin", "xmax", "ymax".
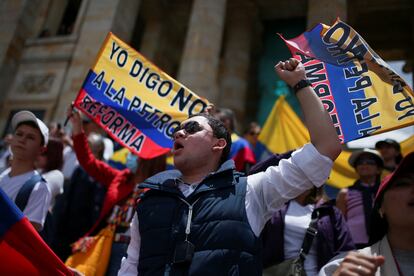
[
  {"xmin": 42, "ymin": 169, "xmax": 64, "ymax": 210},
  {"xmin": 62, "ymin": 138, "xmax": 113, "ymax": 180},
  {"xmin": 0, "ymin": 168, "xmax": 51, "ymax": 228},
  {"xmin": 103, "ymin": 137, "xmax": 114, "ymax": 160},
  {"xmin": 118, "ymin": 143, "xmax": 333, "ymax": 275},
  {"xmin": 284, "ymin": 200, "xmax": 318, "ymax": 276},
  {"xmin": 62, "ymin": 145, "xmax": 79, "ymax": 180}
]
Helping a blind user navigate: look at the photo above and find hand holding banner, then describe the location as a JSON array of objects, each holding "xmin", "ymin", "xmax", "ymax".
[
  {"xmin": 74, "ymin": 33, "xmax": 209, "ymax": 158},
  {"xmin": 280, "ymin": 19, "xmax": 414, "ymax": 143}
]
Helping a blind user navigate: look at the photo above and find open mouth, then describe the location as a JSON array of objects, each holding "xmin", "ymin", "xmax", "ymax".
[
  {"xmin": 173, "ymin": 141, "xmax": 184, "ymax": 153},
  {"xmin": 13, "ymin": 145, "xmax": 25, "ymax": 151}
]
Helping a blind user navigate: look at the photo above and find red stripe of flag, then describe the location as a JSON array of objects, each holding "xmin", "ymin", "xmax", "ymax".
[{"xmin": 0, "ymin": 188, "xmax": 73, "ymax": 275}]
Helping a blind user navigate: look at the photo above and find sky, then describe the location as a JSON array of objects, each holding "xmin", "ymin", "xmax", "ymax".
[{"xmin": 347, "ymin": 60, "xmax": 414, "ymax": 149}]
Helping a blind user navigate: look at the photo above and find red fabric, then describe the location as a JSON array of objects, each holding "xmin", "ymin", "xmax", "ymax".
[
  {"xmin": 233, "ymin": 147, "xmax": 256, "ymax": 172},
  {"xmin": 375, "ymin": 152, "xmax": 414, "ymax": 201},
  {"xmin": 230, "ymin": 134, "xmax": 256, "ymax": 172},
  {"xmin": 0, "ymin": 217, "xmax": 73, "ymax": 275},
  {"xmin": 73, "ymin": 132, "xmax": 134, "ymax": 235}
]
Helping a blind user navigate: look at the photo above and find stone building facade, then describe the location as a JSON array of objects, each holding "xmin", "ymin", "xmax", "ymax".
[{"xmin": 0, "ymin": 0, "xmax": 412, "ymax": 135}]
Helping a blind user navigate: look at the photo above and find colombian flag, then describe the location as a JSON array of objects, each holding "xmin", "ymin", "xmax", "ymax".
[
  {"xmin": 108, "ymin": 146, "xmax": 129, "ymax": 170},
  {"xmin": 230, "ymin": 133, "xmax": 256, "ymax": 172},
  {"xmin": 0, "ymin": 188, "xmax": 72, "ymax": 275}
]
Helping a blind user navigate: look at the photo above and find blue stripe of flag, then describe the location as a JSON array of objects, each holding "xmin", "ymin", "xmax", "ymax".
[
  {"xmin": 82, "ymin": 70, "xmax": 174, "ymax": 148},
  {"xmin": 0, "ymin": 187, "xmax": 23, "ymax": 238}
]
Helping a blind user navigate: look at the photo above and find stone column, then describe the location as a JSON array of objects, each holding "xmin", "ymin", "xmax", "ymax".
[
  {"xmin": 53, "ymin": 0, "xmax": 141, "ymax": 121},
  {"xmin": 218, "ymin": 0, "xmax": 257, "ymax": 123},
  {"xmin": 0, "ymin": 0, "xmax": 26, "ymax": 65},
  {"xmin": 111, "ymin": 0, "xmax": 142, "ymax": 43},
  {"xmin": 177, "ymin": 0, "xmax": 227, "ymax": 102},
  {"xmin": 307, "ymin": 0, "xmax": 347, "ymax": 28},
  {"xmin": 138, "ymin": 0, "xmax": 163, "ymax": 61},
  {"xmin": 139, "ymin": 19, "xmax": 162, "ymax": 61},
  {"xmin": 0, "ymin": 0, "xmax": 49, "ymax": 106}
]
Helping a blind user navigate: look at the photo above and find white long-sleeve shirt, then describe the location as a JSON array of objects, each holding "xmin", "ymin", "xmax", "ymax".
[{"xmin": 118, "ymin": 144, "xmax": 333, "ymax": 275}]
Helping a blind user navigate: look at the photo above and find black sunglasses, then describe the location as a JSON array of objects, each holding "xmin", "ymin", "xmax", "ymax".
[{"xmin": 173, "ymin": 121, "xmax": 205, "ymax": 137}]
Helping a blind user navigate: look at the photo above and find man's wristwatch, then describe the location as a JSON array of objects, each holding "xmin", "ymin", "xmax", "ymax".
[{"xmin": 292, "ymin": 79, "xmax": 312, "ymax": 94}]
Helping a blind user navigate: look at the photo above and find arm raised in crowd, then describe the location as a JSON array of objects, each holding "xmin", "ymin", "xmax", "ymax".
[
  {"xmin": 66, "ymin": 106, "xmax": 119, "ymax": 186},
  {"xmin": 67, "ymin": 106, "xmax": 82, "ymax": 136},
  {"xmin": 275, "ymin": 58, "xmax": 341, "ymax": 161},
  {"xmin": 246, "ymin": 59, "xmax": 341, "ymax": 236}
]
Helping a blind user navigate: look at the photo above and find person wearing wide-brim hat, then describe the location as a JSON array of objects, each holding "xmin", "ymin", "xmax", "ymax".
[
  {"xmin": 319, "ymin": 152, "xmax": 414, "ymax": 276},
  {"xmin": 375, "ymin": 139, "xmax": 403, "ymax": 172},
  {"xmin": 336, "ymin": 149, "xmax": 384, "ymax": 249},
  {"xmin": 347, "ymin": 148, "xmax": 384, "ymax": 169}
]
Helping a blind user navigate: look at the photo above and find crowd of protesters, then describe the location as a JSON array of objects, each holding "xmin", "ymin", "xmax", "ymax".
[{"xmin": 0, "ymin": 58, "xmax": 413, "ymax": 275}]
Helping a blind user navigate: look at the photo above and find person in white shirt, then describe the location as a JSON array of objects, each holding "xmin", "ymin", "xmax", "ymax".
[
  {"xmin": 0, "ymin": 111, "xmax": 51, "ymax": 231},
  {"xmin": 118, "ymin": 58, "xmax": 342, "ymax": 275},
  {"xmin": 36, "ymin": 137, "xmax": 64, "ymax": 210}
]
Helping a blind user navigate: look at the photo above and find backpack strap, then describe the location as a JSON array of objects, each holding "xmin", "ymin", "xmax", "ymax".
[
  {"xmin": 299, "ymin": 209, "xmax": 320, "ymax": 262},
  {"xmin": 15, "ymin": 173, "xmax": 43, "ymax": 211}
]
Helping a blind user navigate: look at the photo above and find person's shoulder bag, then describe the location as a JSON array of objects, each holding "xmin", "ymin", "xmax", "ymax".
[{"xmin": 263, "ymin": 209, "xmax": 320, "ymax": 276}]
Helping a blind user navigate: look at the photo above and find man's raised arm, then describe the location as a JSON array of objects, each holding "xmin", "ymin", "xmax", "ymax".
[{"xmin": 275, "ymin": 58, "xmax": 341, "ymax": 161}]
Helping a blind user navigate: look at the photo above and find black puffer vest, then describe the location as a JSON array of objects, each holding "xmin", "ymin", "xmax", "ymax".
[{"xmin": 136, "ymin": 160, "xmax": 262, "ymax": 276}]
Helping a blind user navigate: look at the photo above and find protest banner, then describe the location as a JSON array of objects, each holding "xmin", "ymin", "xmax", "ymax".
[
  {"xmin": 280, "ymin": 19, "xmax": 414, "ymax": 143},
  {"xmin": 74, "ymin": 33, "xmax": 209, "ymax": 158}
]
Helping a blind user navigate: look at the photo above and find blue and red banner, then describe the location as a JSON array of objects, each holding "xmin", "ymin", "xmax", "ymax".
[
  {"xmin": 0, "ymin": 188, "xmax": 72, "ymax": 275},
  {"xmin": 74, "ymin": 33, "xmax": 209, "ymax": 158},
  {"xmin": 280, "ymin": 19, "xmax": 414, "ymax": 143}
]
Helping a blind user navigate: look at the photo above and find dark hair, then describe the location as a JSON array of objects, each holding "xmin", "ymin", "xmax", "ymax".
[
  {"xmin": 303, "ymin": 186, "xmax": 324, "ymax": 205},
  {"xmin": 189, "ymin": 113, "xmax": 232, "ymax": 165},
  {"xmin": 243, "ymin": 122, "xmax": 261, "ymax": 135},
  {"xmin": 216, "ymin": 108, "xmax": 235, "ymax": 132},
  {"xmin": 42, "ymin": 137, "xmax": 64, "ymax": 172},
  {"xmin": 16, "ymin": 121, "xmax": 45, "ymax": 146}
]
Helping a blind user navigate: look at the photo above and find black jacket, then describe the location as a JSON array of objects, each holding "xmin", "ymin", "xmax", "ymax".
[{"xmin": 136, "ymin": 160, "xmax": 262, "ymax": 276}]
